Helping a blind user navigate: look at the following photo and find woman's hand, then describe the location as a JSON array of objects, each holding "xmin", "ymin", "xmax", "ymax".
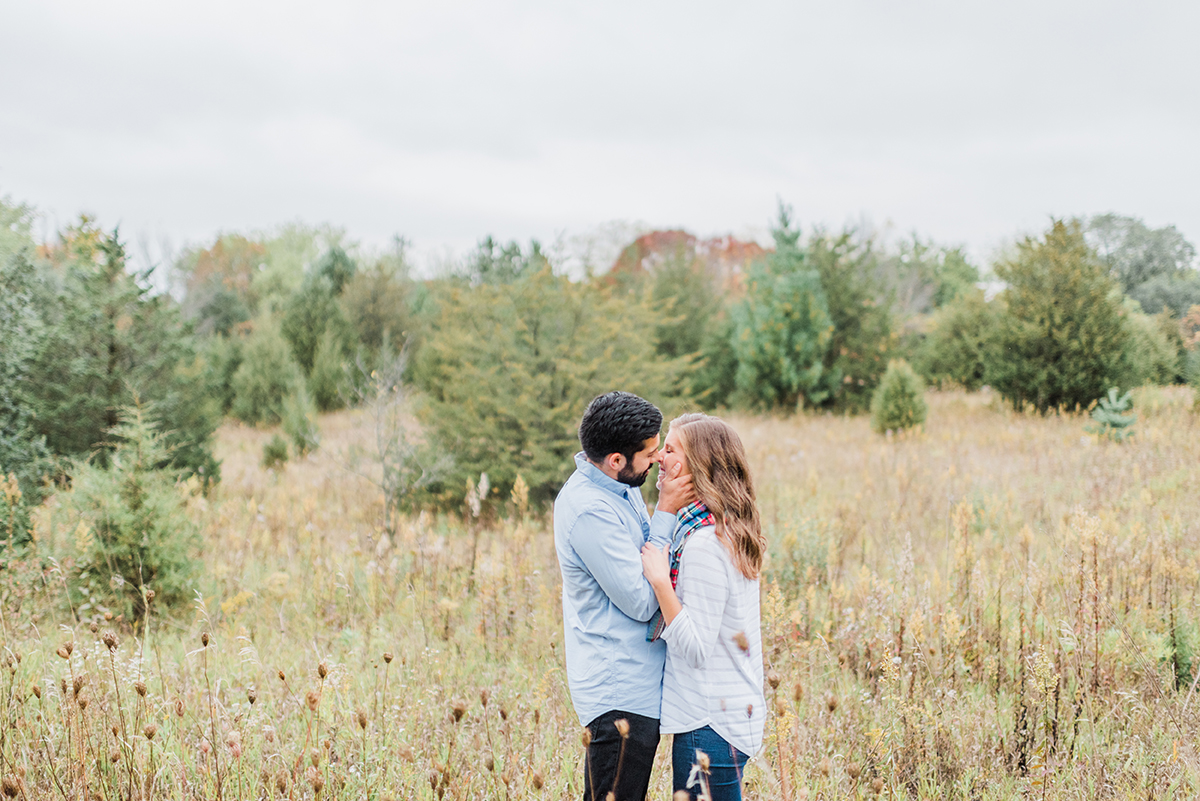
[{"xmin": 641, "ymin": 542, "xmax": 671, "ymax": 590}]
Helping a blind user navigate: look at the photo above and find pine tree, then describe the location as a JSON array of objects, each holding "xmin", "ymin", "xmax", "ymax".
[
  {"xmin": 22, "ymin": 223, "xmax": 219, "ymax": 482},
  {"xmin": 67, "ymin": 405, "xmax": 201, "ymax": 619},
  {"xmin": 991, "ymin": 220, "xmax": 1131, "ymax": 412},
  {"xmin": 730, "ymin": 206, "xmax": 835, "ymax": 411}
]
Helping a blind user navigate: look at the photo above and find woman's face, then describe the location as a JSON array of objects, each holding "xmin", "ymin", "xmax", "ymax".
[{"xmin": 657, "ymin": 427, "xmax": 688, "ymax": 484}]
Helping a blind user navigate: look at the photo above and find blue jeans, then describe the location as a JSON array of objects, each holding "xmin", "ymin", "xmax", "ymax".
[{"xmin": 672, "ymin": 726, "xmax": 750, "ymax": 801}]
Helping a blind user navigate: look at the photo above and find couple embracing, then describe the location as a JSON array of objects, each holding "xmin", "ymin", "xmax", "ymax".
[{"xmin": 554, "ymin": 391, "xmax": 766, "ymax": 801}]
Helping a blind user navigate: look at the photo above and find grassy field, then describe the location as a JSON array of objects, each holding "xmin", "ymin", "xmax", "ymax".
[{"xmin": 3, "ymin": 387, "xmax": 1200, "ymax": 799}]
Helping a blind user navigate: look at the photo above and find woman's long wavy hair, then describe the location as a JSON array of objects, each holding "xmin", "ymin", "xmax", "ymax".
[{"xmin": 670, "ymin": 413, "xmax": 765, "ymax": 580}]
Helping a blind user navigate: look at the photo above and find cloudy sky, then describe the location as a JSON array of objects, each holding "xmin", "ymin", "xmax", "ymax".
[{"xmin": 3, "ymin": 0, "xmax": 1198, "ymax": 271}]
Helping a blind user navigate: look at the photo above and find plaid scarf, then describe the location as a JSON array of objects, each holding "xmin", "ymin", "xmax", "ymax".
[{"xmin": 647, "ymin": 500, "xmax": 715, "ymax": 641}]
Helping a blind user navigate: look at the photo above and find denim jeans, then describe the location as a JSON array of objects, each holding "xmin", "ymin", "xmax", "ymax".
[{"xmin": 671, "ymin": 726, "xmax": 750, "ymax": 801}]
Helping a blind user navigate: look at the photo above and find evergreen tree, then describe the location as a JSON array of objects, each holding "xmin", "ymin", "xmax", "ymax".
[
  {"xmin": 279, "ymin": 275, "xmax": 350, "ymax": 375},
  {"xmin": 991, "ymin": 220, "xmax": 1131, "ymax": 412},
  {"xmin": 22, "ymin": 223, "xmax": 219, "ymax": 482},
  {"xmin": 808, "ymin": 229, "xmax": 896, "ymax": 412},
  {"xmin": 230, "ymin": 318, "xmax": 303, "ymax": 426},
  {"xmin": 916, "ymin": 289, "xmax": 1001, "ymax": 391},
  {"xmin": 412, "ymin": 267, "xmax": 690, "ymax": 504},
  {"xmin": 315, "ymin": 245, "xmax": 357, "ymax": 294},
  {"xmin": 730, "ymin": 207, "xmax": 835, "ymax": 410},
  {"xmin": 870, "ymin": 359, "xmax": 928, "ymax": 434},
  {"xmin": 67, "ymin": 406, "xmax": 201, "ymax": 619}
]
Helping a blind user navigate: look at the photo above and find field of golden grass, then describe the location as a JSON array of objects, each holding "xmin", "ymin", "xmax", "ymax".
[{"xmin": 4, "ymin": 386, "xmax": 1199, "ymax": 799}]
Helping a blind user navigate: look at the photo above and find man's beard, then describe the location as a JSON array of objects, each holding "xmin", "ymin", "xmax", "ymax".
[{"xmin": 617, "ymin": 463, "xmax": 651, "ymax": 488}]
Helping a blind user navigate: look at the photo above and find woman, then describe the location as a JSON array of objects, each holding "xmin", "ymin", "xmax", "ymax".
[{"xmin": 642, "ymin": 413, "xmax": 766, "ymax": 801}]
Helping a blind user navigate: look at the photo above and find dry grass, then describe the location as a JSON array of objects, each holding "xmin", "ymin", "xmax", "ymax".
[{"xmin": 2, "ymin": 386, "xmax": 1198, "ymax": 799}]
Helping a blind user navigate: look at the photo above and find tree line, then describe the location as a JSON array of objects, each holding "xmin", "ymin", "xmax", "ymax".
[{"xmin": 3, "ymin": 194, "xmax": 1200, "ymax": 564}]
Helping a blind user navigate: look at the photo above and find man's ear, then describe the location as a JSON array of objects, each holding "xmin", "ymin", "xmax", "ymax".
[{"xmin": 606, "ymin": 453, "xmax": 626, "ymax": 474}]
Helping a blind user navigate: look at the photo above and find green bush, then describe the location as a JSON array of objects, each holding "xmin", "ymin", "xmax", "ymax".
[
  {"xmin": 280, "ymin": 275, "xmax": 351, "ymax": 376},
  {"xmin": 67, "ymin": 407, "xmax": 200, "ymax": 619},
  {"xmin": 308, "ymin": 328, "xmax": 348, "ymax": 412},
  {"xmin": 282, "ymin": 385, "xmax": 320, "ymax": 456},
  {"xmin": 411, "ymin": 267, "xmax": 690, "ymax": 505},
  {"xmin": 261, "ymin": 434, "xmax": 289, "ymax": 469},
  {"xmin": 870, "ymin": 359, "xmax": 928, "ymax": 434},
  {"xmin": 916, "ymin": 289, "xmax": 1001, "ymax": 391},
  {"xmin": 808, "ymin": 228, "xmax": 896, "ymax": 412},
  {"xmin": 230, "ymin": 318, "xmax": 303, "ymax": 426},
  {"xmin": 991, "ymin": 220, "xmax": 1131, "ymax": 412},
  {"xmin": 1119, "ymin": 302, "xmax": 1181, "ymax": 387}
]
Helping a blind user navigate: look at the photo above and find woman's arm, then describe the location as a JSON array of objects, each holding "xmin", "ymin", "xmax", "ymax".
[
  {"xmin": 642, "ymin": 534, "xmax": 729, "ymax": 669},
  {"xmin": 641, "ymin": 543, "xmax": 682, "ymax": 625}
]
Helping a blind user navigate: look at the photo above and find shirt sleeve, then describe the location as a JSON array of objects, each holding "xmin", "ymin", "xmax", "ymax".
[
  {"xmin": 660, "ymin": 533, "xmax": 729, "ymax": 669},
  {"xmin": 648, "ymin": 509, "xmax": 677, "ymax": 548},
  {"xmin": 569, "ymin": 504, "xmax": 661, "ymax": 622}
]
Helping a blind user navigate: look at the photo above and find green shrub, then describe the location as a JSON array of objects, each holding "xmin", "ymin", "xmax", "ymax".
[
  {"xmin": 808, "ymin": 228, "xmax": 895, "ymax": 412},
  {"xmin": 1119, "ymin": 302, "xmax": 1181, "ymax": 387},
  {"xmin": 230, "ymin": 318, "xmax": 303, "ymax": 426},
  {"xmin": 308, "ymin": 328, "xmax": 348, "ymax": 412},
  {"xmin": 871, "ymin": 359, "xmax": 928, "ymax": 434},
  {"xmin": 67, "ymin": 407, "xmax": 200, "ymax": 619},
  {"xmin": 916, "ymin": 289, "xmax": 1001, "ymax": 391},
  {"xmin": 990, "ymin": 220, "xmax": 1131, "ymax": 412},
  {"xmin": 282, "ymin": 385, "xmax": 319, "ymax": 456},
  {"xmin": 411, "ymin": 267, "xmax": 690, "ymax": 505},
  {"xmin": 261, "ymin": 434, "xmax": 289, "ymax": 469}
]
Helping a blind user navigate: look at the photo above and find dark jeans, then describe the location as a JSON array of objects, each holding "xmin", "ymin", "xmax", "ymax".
[
  {"xmin": 672, "ymin": 726, "xmax": 750, "ymax": 801},
  {"xmin": 583, "ymin": 710, "xmax": 660, "ymax": 801}
]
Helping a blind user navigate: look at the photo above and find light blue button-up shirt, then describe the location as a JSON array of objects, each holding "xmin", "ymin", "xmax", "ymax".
[{"xmin": 554, "ymin": 452, "xmax": 677, "ymax": 727}]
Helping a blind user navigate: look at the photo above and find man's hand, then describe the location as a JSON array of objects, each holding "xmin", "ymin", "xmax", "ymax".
[
  {"xmin": 656, "ymin": 461, "xmax": 695, "ymax": 515},
  {"xmin": 641, "ymin": 542, "xmax": 671, "ymax": 590}
]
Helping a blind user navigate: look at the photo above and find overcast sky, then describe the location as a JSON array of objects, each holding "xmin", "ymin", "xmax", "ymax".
[{"xmin": 3, "ymin": 0, "xmax": 1198, "ymax": 272}]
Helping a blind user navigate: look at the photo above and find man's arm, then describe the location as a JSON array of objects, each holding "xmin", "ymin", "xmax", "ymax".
[{"xmin": 570, "ymin": 504, "xmax": 660, "ymax": 622}]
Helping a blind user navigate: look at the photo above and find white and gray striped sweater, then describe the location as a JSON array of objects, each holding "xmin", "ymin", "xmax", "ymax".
[{"xmin": 659, "ymin": 525, "xmax": 766, "ymax": 757}]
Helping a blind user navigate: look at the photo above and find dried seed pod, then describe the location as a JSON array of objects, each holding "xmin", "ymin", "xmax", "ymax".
[
  {"xmin": 134, "ymin": 681, "xmax": 147, "ymax": 698},
  {"xmin": 697, "ymin": 750, "xmax": 710, "ymax": 771},
  {"xmin": 480, "ymin": 688, "xmax": 489, "ymax": 707},
  {"xmin": 383, "ymin": 652, "xmax": 394, "ymax": 664},
  {"xmin": 581, "ymin": 727, "xmax": 592, "ymax": 748},
  {"xmin": 175, "ymin": 698, "xmax": 185, "ymax": 717},
  {"xmin": 143, "ymin": 724, "xmax": 157, "ymax": 740},
  {"xmin": 733, "ymin": 631, "xmax": 750, "ymax": 653},
  {"xmin": 317, "ymin": 661, "xmax": 329, "ymax": 679},
  {"xmin": 104, "ymin": 611, "xmax": 113, "ymax": 621},
  {"xmin": 201, "ymin": 631, "xmax": 210, "ymax": 647},
  {"xmin": 871, "ymin": 777, "xmax": 884, "ymax": 794},
  {"xmin": 247, "ymin": 688, "xmax": 257, "ymax": 705},
  {"xmin": 277, "ymin": 669, "xmax": 286, "ymax": 682},
  {"xmin": 31, "ymin": 685, "xmax": 41, "ymax": 700},
  {"xmin": 826, "ymin": 693, "xmax": 838, "ymax": 713},
  {"xmin": 356, "ymin": 708, "xmax": 368, "ymax": 730},
  {"xmin": 531, "ymin": 771, "xmax": 544, "ymax": 790},
  {"xmin": 614, "ymin": 719, "xmax": 630, "ymax": 739},
  {"xmin": 766, "ymin": 669, "xmax": 781, "ymax": 690},
  {"xmin": 306, "ymin": 690, "xmax": 319, "ymax": 712},
  {"xmin": 72, "ymin": 676, "xmax": 85, "ymax": 697},
  {"xmin": 77, "ymin": 697, "xmax": 88, "ymax": 711},
  {"xmin": 451, "ymin": 700, "xmax": 467, "ymax": 723},
  {"xmin": 89, "ymin": 622, "xmax": 99, "ymax": 633},
  {"xmin": 485, "ymin": 754, "xmax": 495, "ymax": 772}
]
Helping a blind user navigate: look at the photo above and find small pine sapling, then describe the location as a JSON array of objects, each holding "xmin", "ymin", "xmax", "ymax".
[{"xmin": 1084, "ymin": 388, "xmax": 1136, "ymax": 442}]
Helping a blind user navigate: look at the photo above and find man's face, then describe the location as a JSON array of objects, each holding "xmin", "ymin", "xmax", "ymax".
[{"xmin": 616, "ymin": 434, "xmax": 661, "ymax": 488}]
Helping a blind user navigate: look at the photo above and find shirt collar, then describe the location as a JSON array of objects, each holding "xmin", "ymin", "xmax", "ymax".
[{"xmin": 574, "ymin": 451, "xmax": 634, "ymax": 498}]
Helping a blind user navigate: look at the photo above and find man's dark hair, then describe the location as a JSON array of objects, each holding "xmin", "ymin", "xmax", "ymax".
[{"xmin": 579, "ymin": 391, "xmax": 662, "ymax": 464}]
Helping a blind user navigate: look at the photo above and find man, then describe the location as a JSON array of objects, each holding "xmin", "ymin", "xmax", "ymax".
[{"xmin": 554, "ymin": 391, "xmax": 694, "ymax": 801}]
